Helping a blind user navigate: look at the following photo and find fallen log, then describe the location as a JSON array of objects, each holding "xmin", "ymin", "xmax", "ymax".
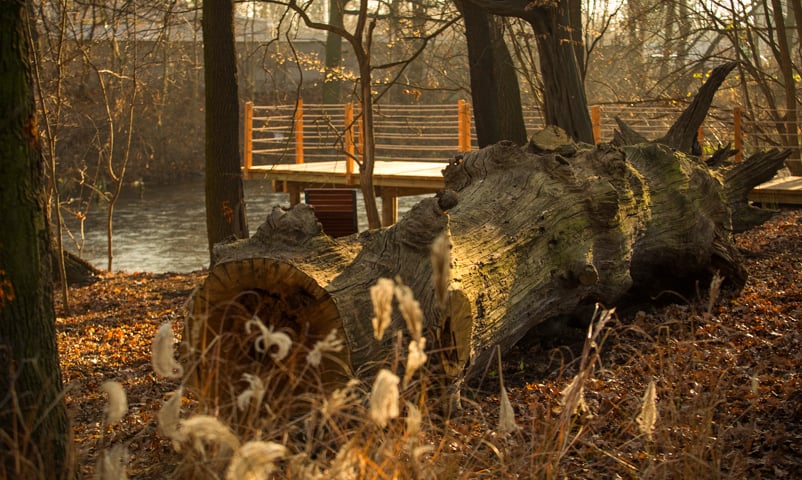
[
  {"xmin": 183, "ymin": 65, "xmax": 789, "ymax": 400},
  {"xmin": 183, "ymin": 135, "xmax": 785, "ymax": 399}
]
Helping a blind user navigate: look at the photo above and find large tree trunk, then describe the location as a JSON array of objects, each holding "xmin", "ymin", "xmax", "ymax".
[
  {"xmin": 202, "ymin": 0, "xmax": 248, "ymax": 263},
  {"xmin": 460, "ymin": 0, "xmax": 593, "ymax": 143},
  {"xmin": 322, "ymin": 0, "xmax": 346, "ymax": 104},
  {"xmin": 527, "ymin": 8, "xmax": 593, "ymax": 143},
  {"xmin": 183, "ymin": 63, "xmax": 791, "ymax": 408},
  {"xmin": 0, "ymin": 2, "xmax": 72, "ymax": 477},
  {"xmin": 184, "ymin": 133, "xmax": 788, "ymax": 399},
  {"xmin": 457, "ymin": 0, "xmax": 528, "ymax": 147}
]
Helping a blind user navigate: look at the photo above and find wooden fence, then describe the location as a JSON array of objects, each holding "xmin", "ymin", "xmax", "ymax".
[{"xmin": 243, "ymin": 101, "xmax": 800, "ymax": 169}]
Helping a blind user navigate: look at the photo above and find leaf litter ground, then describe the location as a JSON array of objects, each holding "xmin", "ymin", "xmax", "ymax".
[{"xmin": 56, "ymin": 209, "xmax": 802, "ymax": 478}]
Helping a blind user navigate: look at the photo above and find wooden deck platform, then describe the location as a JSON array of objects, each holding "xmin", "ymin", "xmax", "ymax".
[
  {"xmin": 243, "ymin": 160, "xmax": 448, "ymax": 226},
  {"xmin": 748, "ymin": 176, "xmax": 802, "ymax": 205}
]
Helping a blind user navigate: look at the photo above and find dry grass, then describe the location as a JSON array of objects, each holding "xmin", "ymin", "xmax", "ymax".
[{"xmin": 32, "ymin": 209, "xmax": 802, "ymax": 479}]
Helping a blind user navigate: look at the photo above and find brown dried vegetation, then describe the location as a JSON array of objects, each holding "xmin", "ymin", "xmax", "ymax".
[{"xmin": 56, "ymin": 209, "xmax": 802, "ymax": 478}]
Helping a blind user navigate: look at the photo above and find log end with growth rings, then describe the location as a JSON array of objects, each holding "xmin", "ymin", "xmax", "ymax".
[{"xmin": 182, "ymin": 257, "xmax": 352, "ymax": 408}]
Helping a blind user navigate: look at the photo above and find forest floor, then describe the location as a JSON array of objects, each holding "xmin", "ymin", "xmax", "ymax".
[{"xmin": 55, "ymin": 209, "xmax": 802, "ymax": 479}]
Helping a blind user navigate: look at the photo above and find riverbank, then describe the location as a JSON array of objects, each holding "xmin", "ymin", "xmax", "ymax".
[
  {"xmin": 55, "ymin": 209, "xmax": 802, "ymax": 478},
  {"xmin": 63, "ymin": 178, "xmax": 429, "ymax": 273}
]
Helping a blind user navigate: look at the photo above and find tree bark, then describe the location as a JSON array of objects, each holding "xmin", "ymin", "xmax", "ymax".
[
  {"xmin": 525, "ymin": 4, "xmax": 593, "ymax": 143},
  {"xmin": 567, "ymin": 0, "xmax": 585, "ymax": 77},
  {"xmin": 202, "ymin": 0, "xmax": 248, "ymax": 263},
  {"xmin": 0, "ymin": 2, "xmax": 72, "ymax": 477},
  {"xmin": 720, "ymin": 147, "xmax": 791, "ymax": 232},
  {"xmin": 656, "ymin": 62, "xmax": 737, "ymax": 154},
  {"xmin": 457, "ymin": 0, "xmax": 528, "ymax": 147}
]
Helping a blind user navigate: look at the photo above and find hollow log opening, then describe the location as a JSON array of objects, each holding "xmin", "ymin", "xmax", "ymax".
[{"xmin": 184, "ymin": 258, "xmax": 350, "ymax": 412}]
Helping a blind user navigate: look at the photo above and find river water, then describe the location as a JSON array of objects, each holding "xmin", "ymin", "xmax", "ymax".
[{"xmin": 65, "ymin": 178, "xmax": 426, "ymax": 273}]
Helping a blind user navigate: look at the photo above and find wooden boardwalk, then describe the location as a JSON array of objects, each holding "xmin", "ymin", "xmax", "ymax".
[
  {"xmin": 244, "ymin": 160, "xmax": 448, "ymax": 226},
  {"xmin": 749, "ymin": 176, "xmax": 802, "ymax": 205}
]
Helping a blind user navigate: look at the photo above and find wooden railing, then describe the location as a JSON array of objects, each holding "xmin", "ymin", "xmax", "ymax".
[
  {"xmin": 243, "ymin": 101, "xmax": 800, "ymax": 169},
  {"xmin": 243, "ymin": 101, "xmax": 474, "ymax": 174}
]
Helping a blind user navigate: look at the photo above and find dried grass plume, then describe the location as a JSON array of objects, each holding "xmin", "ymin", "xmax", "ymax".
[
  {"xmin": 152, "ymin": 322, "xmax": 184, "ymax": 379},
  {"xmin": 496, "ymin": 346, "xmax": 520, "ymax": 433},
  {"xmin": 157, "ymin": 387, "xmax": 185, "ymax": 450},
  {"xmin": 403, "ymin": 338, "xmax": 428, "ymax": 388},
  {"xmin": 100, "ymin": 381, "xmax": 128, "ymax": 426},
  {"xmin": 369, "ymin": 369, "xmax": 400, "ymax": 427},
  {"xmin": 245, "ymin": 316, "xmax": 292, "ymax": 361},
  {"xmin": 560, "ymin": 373, "xmax": 588, "ymax": 416},
  {"xmin": 307, "ymin": 328, "xmax": 345, "ymax": 367},
  {"xmin": 95, "ymin": 444, "xmax": 129, "ymax": 480},
  {"xmin": 498, "ymin": 385, "xmax": 521, "ymax": 434},
  {"xmin": 322, "ymin": 379, "xmax": 361, "ymax": 420},
  {"xmin": 431, "ymin": 232, "xmax": 451, "ymax": 311},
  {"xmin": 394, "ymin": 281, "xmax": 423, "ymax": 341},
  {"xmin": 371, "ymin": 278, "xmax": 395, "ymax": 340},
  {"xmin": 180, "ymin": 415, "xmax": 241, "ymax": 454},
  {"xmin": 236, "ymin": 373, "xmax": 266, "ymax": 412},
  {"xmin": 636, "ymin": 380, "xmax": 659, "ymax": 441},
  {"xmin": 225, "ymin": 441, "xmax": 287, "ymax": 480}
]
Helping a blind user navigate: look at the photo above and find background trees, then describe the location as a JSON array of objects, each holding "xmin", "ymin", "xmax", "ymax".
[
  {"xmin": 21, "ymin": 0, "xmax": 802, "ymax": 268},
  {"xmin": 246, "ymin": 0, "xmax": 461, "ymax": 228},
  {"xmin": 0, "ymin": 2, "xmax": 71, "ymax": 477}
]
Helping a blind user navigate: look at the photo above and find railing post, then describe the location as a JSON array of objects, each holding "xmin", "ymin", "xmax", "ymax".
[
  {"xmin": 344, "ymin": 102, "xmax": 355, "ymax": 185},
  {"xmin": 355, "ymin": 104, "xmax": 363, "ymax": 162},
  {"xmin": 733, "ymin": 106, "xmax": 743, "ymax": 162},
  {"xmin": 591, "ymin": 105, "xmax": 601, "ymax": 144},
  {"xmin": 295, "ymin": 99, "xmax": 304, "ymax": 164},
  {"xmin": 458, "ymin": 100, "xmax": 465, "ymax": 152},
  {"xmin": 465, "ymin": 102, "xmax": 472, "ymax": 151},
  {"xmin": 243, "ymin": 101, "xmax": 253, "ymax": 171},
  {"xmin": 697, "ymin": 126, "xmax": 704, "ymax": 160},
  {"xmin": 458, "ymin": 100, "xmax": 471, "ymax": 152}
]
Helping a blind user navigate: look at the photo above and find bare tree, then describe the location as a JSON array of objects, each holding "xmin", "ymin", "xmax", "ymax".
[
  {"xmin": 28, "ymin": 0, "xmax": 211, "ymax": 276},
  {"xmin": 467, "ymin": 0, "xmax": 594, "ymax": 142},
  {"xmin": 257, "ymin": 0, "xmax": 458, "ymax": 228},
  {"xmin": 456, "ymin": 0, "xmax": 527, "ymax": 146},
  {"xmin": 698, "ymin": 0, "xmax": 800, "ymax": 170},
  {"xmin": 64, "ymin": 0, "xmax": 141, "ymax": 271},
  {"xmin": 203, "ymin": 0, "xmax": 249, "ymax": 257}
]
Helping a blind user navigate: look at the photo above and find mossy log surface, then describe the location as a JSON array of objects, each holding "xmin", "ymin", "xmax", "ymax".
[{"xmin": 184, "ymin": 135, "xmax": 786, "ymax": 391}]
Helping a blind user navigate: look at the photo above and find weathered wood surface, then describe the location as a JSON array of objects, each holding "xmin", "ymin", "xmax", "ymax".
[{"xmin": 185, "ymin": 132, "xmax": 785, "ymax": 390}]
